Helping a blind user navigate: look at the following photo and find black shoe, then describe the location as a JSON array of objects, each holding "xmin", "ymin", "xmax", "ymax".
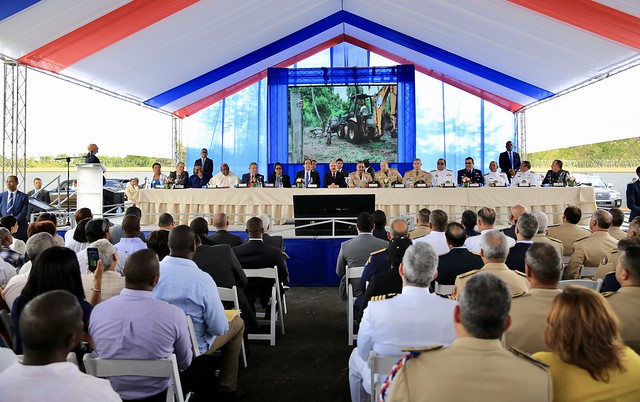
[{"xmin": 217, "ymin": 389, "xmax": 249, "ymax": 401}]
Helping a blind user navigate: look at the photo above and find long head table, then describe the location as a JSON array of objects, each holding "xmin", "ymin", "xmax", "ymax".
[{"xmin": 138, "ymin": 187, "xmax": 596, "ymax": 227}]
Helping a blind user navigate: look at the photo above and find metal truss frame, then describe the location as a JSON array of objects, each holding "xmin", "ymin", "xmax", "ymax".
[
  {"xmin": 172, "ymin": 116, "xmax": 183, "ymax": 166},
  {"xmin": 2, "ymin": 57, "xmax": 27, "ymax": 191}
]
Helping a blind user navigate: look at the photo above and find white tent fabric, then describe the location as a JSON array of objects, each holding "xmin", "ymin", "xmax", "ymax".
[{"xmin": 0, "ymin": 0, "xmax": 639, "ymax": 116}]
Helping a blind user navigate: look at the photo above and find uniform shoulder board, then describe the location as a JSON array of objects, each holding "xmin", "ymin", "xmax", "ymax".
[
  {"xmin": 371, "ymin": 293, "xmax": 397, "ymax": 302},
  {"xmin": 471, "ymin": 251, "xmax": 481, "ymax": 256},
  {"xmin": 610, "ymin": 248, "xmax": 618, "ymax": 254},
  {"xmin": 436, "ymin": 293, "xmax": 456, "ymax": 300},
  {"xmin": 456, "ymin": 269, "xmax": 479, "ymax": 279},
  {"xmin": 547, "ymin": 224, "xmax": 560, "ymax": 228},
  {"xmin": 547, "ymin": 236, "xmax": 562, "ymax": 244},
  {"xmin": 401, "ymin": 345, "xmax": 443, "ymax": 353},
  {"xmin": 515, "ymin": 270, "xmax": 527, "ymax": 277},
  {"xmin": 601, "ymin": 291, "xmax": 616, "ymax": 298},
  {"xmin": 508, "ymin": 347, "xmax": 549, "ymax": 370},
  {"xmin": 429, "ymin": 169, "xmax": 437, "ymax": 173},
  {"xmin": 371, "ymin": 248, "xmax": 386, "ymax": 256},
  {"xmin": 512, "ymin": 291, "xmax": 528, "ymax": 298},
  {"xmin": 574, "ymin": 235, "xmax": 589, "ymax": 243},
  {"xmin": 604, "ymin": 271, "xmax": 616, "ymax": 278}
]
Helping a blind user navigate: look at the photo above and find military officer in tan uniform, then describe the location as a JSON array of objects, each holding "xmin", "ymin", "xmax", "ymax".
[
  {"xmin": 609, "ymin": 208, "xmax": 628, "ymax": 240},
  {"xmin": 374, "ymin": 160, "xmax": 402, "ymax": 187},
  {"xmin": 564, "ymin": 210, "xmax": 618, "ymax": 279},
  {"xmin": 408, "ymin": 208, "xmax": 430, "ymax": 240},
  {"xmin": 348, "ymin": 161, "xmax": 373, "ymax": 188},
  {"xmin": 546, "ymin": 205, "xmax": 591, "ymax": 256},
  {"xmin": 504, "ymin": 243, "xmax": 562, "ymax": 354},
  {"xmin": 604, "ymin": 245, "xmax": 640, "ymax": 353},
  {"xmin": 595, "ymin": 218, "xmax": 640, "ymax": 280},
  {"xmin": 429, "ymin": 158, "xmax": 455, "ymax": 187},
  {"xmin": 384, "ymin": 274, "xmax": 552, "ymax": 402},
  {"xmin": 531, "ymin": 211, "xmax": 564, "ymax": 258},
  {"xmin": 403, "ymin": 158, "xmax": 431, "ymax": 187},
  {"xmin": 453, "ymin": 230, "xmax": 529, "ymax": 298}
]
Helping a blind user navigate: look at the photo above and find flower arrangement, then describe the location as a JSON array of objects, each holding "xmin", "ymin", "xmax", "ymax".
[
  {"xmin": 164, "ymin": 177, "xmax": 174, "ymax": 189},
  {"xmin": 295, "ymin": 177, "xmax": 305, "ymax": 188},
  {"xmin": 567, "ymin": 176, "xmax": 576, "ymax": 187},
  {"xmin": 383, "ymin": 178, "xmax": 390, "ymax": 188},
  {"xmin": 462, "ymin": 177, "xmax": 471, "ymax": 188}
]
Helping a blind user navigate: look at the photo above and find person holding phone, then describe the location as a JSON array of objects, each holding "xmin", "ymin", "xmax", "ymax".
[{"xmin": 82, "ymin": 239, "xmax": 123, "ymax": 305}]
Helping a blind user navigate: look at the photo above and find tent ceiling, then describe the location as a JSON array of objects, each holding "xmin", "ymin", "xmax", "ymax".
[{"xmin": 0, "ymin": 0, "xmax": 639, "ymax": 117}]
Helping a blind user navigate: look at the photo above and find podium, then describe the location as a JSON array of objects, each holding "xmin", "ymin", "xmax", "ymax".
[{"xmin": 76, "ymin": 163, "xmax": 105, "ymax": 217}]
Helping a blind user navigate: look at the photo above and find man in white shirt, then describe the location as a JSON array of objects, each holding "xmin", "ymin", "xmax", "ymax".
[
  {"xmin": 348, "ymin": 242, "xmax": 457, "ymax": 402},
  {"xmin": 464, "ymin": 207, "xmax": 515, "ymax": 253},
  {"xmin": 113, "ymin": 215, "xmax": 147, "ymax": 260},
  {"xmin": 0, "ymin": 290, "xmax": 121, "ymax": 401},
  {"xmin": 484, "ymin": 161, "xmax": 509, "ymax": 186},
  {"xmin": 209, "ymin": 163, "xmax": 240, "ymax": 188},
  {"xmin": 414, "ymin": 209, "xmax": 451, "ymax": 255},
  {"xmin": 512, "ymin": 161, "xmax": 539, "ymax": 187},
  {"xmin": 430, "ymin": 158, "xmax": 455, "ymax": 187}
]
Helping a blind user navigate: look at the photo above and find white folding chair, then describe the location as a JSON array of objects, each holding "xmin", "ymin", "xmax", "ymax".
[
  {"xmin": 83, "ymin": 353, "xmax": 184, "ymax": 402},
  {"xmin": 559, "ymin": 278, "xmax": 603, "ymax": 292},
  {"xmin": 369, "ymin": 352, "xmax": 401, "ymax": 402},
  {"xmin": 346, "ymin": 265, "xmax": 365, "ymax": 346},
  {"xmin": 243, "ymin": 267, "xmax": 285, "ymax": 346},
  {"xmin": 185, "ymin": 316, "xmax": 200, "ymax": 358},
  {"xmin": 434, "ymin": 282, "xmax": 455, "ymax": 295},
  {"xmin": 217, "ymin": 286, "xmax": 248, "ymax": 368},
  {"xmin": 580, "ymin": 266, "xmax": 598, "ymax": 278}
]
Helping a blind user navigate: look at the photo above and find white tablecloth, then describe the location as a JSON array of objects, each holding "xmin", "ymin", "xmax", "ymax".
[{"xmin": 138, "ymin": 187, "xmax": 596, "ymax": 227}]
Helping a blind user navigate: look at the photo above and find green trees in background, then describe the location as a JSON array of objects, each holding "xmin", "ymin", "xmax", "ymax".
[{"xmin": 24, "ymin": 154, "xmax": 173, "ymax": 168}]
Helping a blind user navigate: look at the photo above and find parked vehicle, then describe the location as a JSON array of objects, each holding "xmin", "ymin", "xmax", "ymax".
[
  {"xmin": 48, "ymin": 178, "xmax": 129, "ymax": 210},
  {"xmin": 573, "ymin": 173, "xmax": 622, "ymax": 209}
]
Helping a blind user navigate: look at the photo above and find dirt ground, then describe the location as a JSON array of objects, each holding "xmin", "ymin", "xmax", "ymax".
[{"xmin": 301, "ymin": 127, "xmax": 398, "ymax": 162}]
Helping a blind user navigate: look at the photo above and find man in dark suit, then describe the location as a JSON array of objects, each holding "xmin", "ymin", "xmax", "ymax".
[
  {"xmin": 27, "ymin": 177, "xmax": 51, "ymax": 204},
  {"xmin": 336, "ymin": 158, "xmax": 349, "ymax": 177},
  {"xmin": 498, "ymin": 141, "xmax": 521, "ymax": 182},
  {"xmin": 324, "ymin": 161, "xmax": 346, "ymax": 188},
  {"xmin": 84, "ymin": 143, "xmax": 101, "ymax": 163},
  {"xmin": 193, "ymin": 241, "xmax": 257, "ymax": 330},
  {"xmin": 193, "ymin": 148, "xmax": 214, "ymax": 182},
  {"xmin": 336, "ymin": 212, "xmax": 389, "ymax": 301},
  {"xmin": 457, "ymin": 157, "xmax": 484, "ymax": 185},
  {"xmin": 294, "ymin": 158, "xmax": 321, "ymax": 188},
  {"xmin": 255, "ymin": 214, "xmax": 284, "ymax": 251},
  {"xmin": 627, "ymin": 166, "xmax": 640, "ymax": 222},
  {"xmin": 189, "ymin": 217, "xmax": 215, "ymax": 246},
  {"xmin": 1, "ymin": 175, "xmax": 29, "ymax": 241},
  {"xmin": 505, "ymin": 212, "xmax": 538, "ymax": 272},
  {"xmin": 501, "ymin": 204, "xmax": 527, "ymax": 241},
  {"xmin": 436, "ymin": 222, "xmax": 483, "ymax": 285},
  {"xmin": 233, "ymin": 217, "xmax": 289, "ymax": 315},
  {"xmin": 240, "ymin": 162, "xmax": 264, "ymax": 186},
  {"xmin": 207, "ymin": 213, "xmax": 243, "ymax": 247}
]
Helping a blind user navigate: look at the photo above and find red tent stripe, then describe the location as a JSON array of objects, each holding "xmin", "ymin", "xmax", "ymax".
[
  {"xmin": 18, "ymin": 0, "xmax": 199, "ymax": 72},
  {"xmin": 509, "ymin": 0, "xmax": 640, "ymax": 50},
  {"xmin": 173, "ymin": 35, "xmax": 345, "ymax": 118},
  {"xmin": 344, "ymin": 36, "xmax": 525, "ymax": 113}
]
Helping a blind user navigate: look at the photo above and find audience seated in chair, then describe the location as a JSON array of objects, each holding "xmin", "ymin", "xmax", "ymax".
[
  {"xmin": 206, "ymin": 212, "xmax": 243, "ymax": 247},
  {"xmin": 109, "ymin": 206, "xmax": 146, "ymax": 245},
  {"xmin": 90, "ymin": 249, "xmax": 219, "ymax": 400},
  {"xmin": 505, "ymin": 212, "xmax": 538, "ymax": 272},
  {"xmin": 504, "ymin": 243, "xmax": 562, "ymax": 354},
  {"xmin": 408, "ymin": 208, "xmax": 430, "ymax": 240},
  {"xmin": 0, "ymin": 290, "xmax": 120, "ymax": 401},
  {"xmin": 383, "ymin": 274, "xmax": 552, "ymax": 402},
  {"xmin": 81, "ymin": 239, "xmax": 124, "ymax": 305},
  {"xmin": 153, "ymin": 225, "xmax": 245, "ymax": 399},
  {"xmin": 436, "ymin": 222, "xmax": 483, "ymax": 286},
  {"xmin": 349, "ymin": 242, "xmax": 458, "ymax": 402}
]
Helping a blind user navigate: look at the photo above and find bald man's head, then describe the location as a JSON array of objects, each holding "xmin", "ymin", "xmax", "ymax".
[
  {"xmin": 124, "ymin": 249, "xmax": 160, "ymax": 290},
  {"xmin": 20, "ymin": 290, "xmax": 83, "ymax": 359},
  {"xmin": 510, "ymin": 204, "xmax": 527, "ymax": 224}
]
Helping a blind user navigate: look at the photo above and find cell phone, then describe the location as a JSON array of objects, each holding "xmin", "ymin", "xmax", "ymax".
[{"xmin": 87, "ymin": 247, "xmax": 99, "ymax": 272}]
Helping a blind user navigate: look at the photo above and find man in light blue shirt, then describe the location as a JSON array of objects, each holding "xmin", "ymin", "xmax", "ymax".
[{"xmin": 153, "ymin": 225, "xmax": 244, "ymax": 396}]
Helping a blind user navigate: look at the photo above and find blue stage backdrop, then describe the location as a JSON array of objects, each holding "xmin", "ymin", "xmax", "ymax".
[{"xmin": 267, "ymin": 65, "xmax": 416, "ymax": 165}]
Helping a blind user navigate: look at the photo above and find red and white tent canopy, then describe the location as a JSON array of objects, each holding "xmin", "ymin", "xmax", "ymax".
[{"xmin": 1, "ymin": 0, "xmax": 639, "ymax": 117}]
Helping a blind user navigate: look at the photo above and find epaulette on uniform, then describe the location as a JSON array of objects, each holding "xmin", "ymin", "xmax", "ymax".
[
  {"xmin": 515, "ymin": 270, "xmax": 527, "ymax": 277},
  {"xmin": 601, "ymin": 291, "xmax": 616, "ymax": 297},
  {"xmin": 437, "ymin": 293, "xmax": 456, "ymax": 300},
  {"xmin": 471, "ymin": 251, "xmax": 481, "ymax": 256},
  {"xmin": 574, "ymin": 235, "xmax": 589, "ymax": 243},
  {"xmin": 508, "ymin": 347, "xmax": 549, "ymax": 371},
  {"xmin": 371, "ymin": 293, "xmax": 397, "ymax": 302},
  {"xmin": 402, "ymin": 345, "xmax": 443, "ymax": 353},
  {"xmin": 547, "ymin": 236, "xmax": 562, "ymax": 244},
  {"xmin": 456, "ymin": 269, "xmax": 479, "ymax": 279},
  {"xmin": 512, "ymin": 291, "xmax": 529, "ymax": 298},
  {"xmin": 371, "ymin": 248, "xmax": 386, "ymax": 256}
]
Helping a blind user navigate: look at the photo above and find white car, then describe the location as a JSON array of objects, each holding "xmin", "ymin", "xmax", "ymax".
[{"xmin": 572, "ymin": 173, "xmax": 622, "ymax": 209}]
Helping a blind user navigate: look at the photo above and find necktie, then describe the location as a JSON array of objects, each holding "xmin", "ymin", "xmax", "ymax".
[
  {"xmin": 305, "ymin": 172, "xmax": 309, "ymax": 187},
  {"xmin": 509, "ymin": 152, "xmax": 513, "ymax": 169},
  {"xmin": 333, "ymin": 172, "xmax": 336, "ymax": 181},
  {"xmin": 7, "ymin": 192, "xmax": 14, "ymax": 214}
]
